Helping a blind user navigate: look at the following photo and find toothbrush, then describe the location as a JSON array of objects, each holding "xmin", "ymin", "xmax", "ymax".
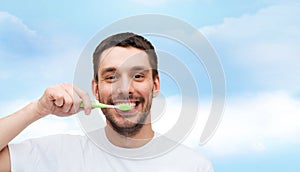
[{"xmin": 80, "ymin": 102, "xmax": 133, "ymax": 111}]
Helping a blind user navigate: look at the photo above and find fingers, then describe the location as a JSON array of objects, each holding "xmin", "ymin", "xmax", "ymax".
[
  {"xmin": 44, "ymin": 83, "xmax": 92, "ymax": 116},
  {"xmin": 73, "ymin": 85, "xmax": 92, "ymax": 115},
  {"xmin": 60, "ymin": 83, "xmax": 92, "ymax": 115},
  {"xmin": 59, "ymin": 83, "xmax": 78, "ymax": 113}
]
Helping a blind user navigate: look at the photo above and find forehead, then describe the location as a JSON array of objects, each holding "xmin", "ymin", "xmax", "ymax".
[{"xmin": 99, "ymin": 46, "xmax": 151, "ymax": 71}]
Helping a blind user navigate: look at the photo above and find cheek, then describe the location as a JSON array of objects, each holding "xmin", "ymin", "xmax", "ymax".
[
  {"xmin": 98, "ymin": 85, "xmax": 112, "ymax": 99},
  {"xmin": 135, "ymin": 82, "xmax": 153, "ymax": 97}
]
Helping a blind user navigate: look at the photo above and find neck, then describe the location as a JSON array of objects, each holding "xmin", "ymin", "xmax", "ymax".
[{"xmin": 105, "ymin": 117, "xmax": 154, "ymax": 148}]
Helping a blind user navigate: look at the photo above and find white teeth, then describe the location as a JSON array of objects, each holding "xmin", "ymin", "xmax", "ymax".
[{"xmin": 115, "ymin": 103, "xmax": 136, "ymax": 107}]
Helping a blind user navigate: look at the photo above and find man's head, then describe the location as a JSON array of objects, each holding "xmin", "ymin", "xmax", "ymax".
[
  {"xmin": 93, "ymin": 32, "xmax": 158, "ymax": 82},
  {"xmin": 92, "ymin": 32, "xmax": 160, "ymax": 137}
]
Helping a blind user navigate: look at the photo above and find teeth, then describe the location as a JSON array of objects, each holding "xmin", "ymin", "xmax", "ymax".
[{"xmin": 115, "ymin": 102, "xmax": 136, "ymax": 107}]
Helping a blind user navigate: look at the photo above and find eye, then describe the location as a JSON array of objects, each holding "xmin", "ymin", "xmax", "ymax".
[
  {"xmin": 134, "ymin": 74, "xmax": 143, "ymax": 78},
  {"xmin": 105, "ymin": 74, "xmax": 118, "ymax": 82},
  {"xmin": 133, "ymin": 73, "xmax": 145, "ymax": 81}
]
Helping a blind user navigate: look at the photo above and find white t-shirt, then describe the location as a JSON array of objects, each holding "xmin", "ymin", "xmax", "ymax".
[{"xmin": 9, "ymin": 129, "xmax": 214, "ymax": 172}]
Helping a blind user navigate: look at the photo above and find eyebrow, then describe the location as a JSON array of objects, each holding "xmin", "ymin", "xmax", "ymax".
[{"xmin": 100, "ymin": 67, "xmax": 117, "ymax": 75}]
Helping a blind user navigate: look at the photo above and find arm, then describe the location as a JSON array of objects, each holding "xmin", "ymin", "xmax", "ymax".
[{"xmin": 0, "ymin": 83, "xmax": 92, "ymax": 171}]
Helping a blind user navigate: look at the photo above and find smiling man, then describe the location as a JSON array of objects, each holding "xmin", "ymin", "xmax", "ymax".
[
  {"xmin": 0, "ymin": 32, "xmax": 213, "ymax": 171},
  {"xmin": 92, "ymin": 34, "xmax": 160, "ymax": 148}
]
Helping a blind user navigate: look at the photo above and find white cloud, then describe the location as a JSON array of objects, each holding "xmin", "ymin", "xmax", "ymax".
[
  {"xmin": 184, "ymin": 91, "xmax": 300, "ymax": 157},
  {"xmin": 0, "ymin": 11, "xmax": 41, "ymax": 56},
  {"xmin": 200, "ymin": 3, "xmax": 300, "ymax": 93},
  {"xmin": 0, "ymin": 11, "xmax": 36, "ymax": 37}
]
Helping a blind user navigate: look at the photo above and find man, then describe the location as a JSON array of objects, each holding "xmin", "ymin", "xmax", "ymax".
[{"xmin": 0, "ymin": 32, "xmax": 214, "ymax": 171}]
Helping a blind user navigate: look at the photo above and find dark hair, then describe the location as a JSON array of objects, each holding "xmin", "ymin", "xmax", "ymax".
[{"xmin": 93, "ymin": 32, "xmax": 158, "ymax": 81}]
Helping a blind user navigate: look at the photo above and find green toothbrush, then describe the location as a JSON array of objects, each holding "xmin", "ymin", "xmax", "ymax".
[{"xmin": 80, "ymin": 102, "xmax": 133, "ymax": 111}]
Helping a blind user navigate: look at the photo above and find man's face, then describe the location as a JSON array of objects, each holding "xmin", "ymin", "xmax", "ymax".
[{"xmin": 92, "ymin": 46, "xmax": 160, "ymax": 137}]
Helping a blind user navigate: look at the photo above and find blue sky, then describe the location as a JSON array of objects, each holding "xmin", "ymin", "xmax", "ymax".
[{"xmin": 1, "ymin": 0, "xmax": 300, "ymax": 171}]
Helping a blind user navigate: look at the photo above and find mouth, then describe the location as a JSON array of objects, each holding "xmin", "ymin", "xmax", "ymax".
[{"xmin": 112, "ymin": 100, "xmax": 141, "ymax": 116}]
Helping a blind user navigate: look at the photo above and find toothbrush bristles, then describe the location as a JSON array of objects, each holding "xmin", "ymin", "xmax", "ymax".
[{"xmin": 117, "ymin": 104, "xmax": 133, "ymax": 111}]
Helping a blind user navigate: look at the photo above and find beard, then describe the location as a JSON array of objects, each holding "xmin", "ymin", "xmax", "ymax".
[
  {"xmin": 99, "ymin": 93, "xmax": 152, "ymax": 137},
  {"xmin": 107, "ymin": 111, "xmax": 149, "ymax": 137}
]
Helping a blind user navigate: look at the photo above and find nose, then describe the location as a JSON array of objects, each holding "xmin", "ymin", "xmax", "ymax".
[{"xmin": 114, "ymin": 75, "xmax": 134, "ymax": 96}]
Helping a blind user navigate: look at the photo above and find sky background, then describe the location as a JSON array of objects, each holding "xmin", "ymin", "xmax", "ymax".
[{"xmin": 1, "ymin": 0, "xmax": 300, "ymax": 171}]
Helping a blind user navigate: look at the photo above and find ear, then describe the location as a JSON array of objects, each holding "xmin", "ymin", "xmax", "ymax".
[
  {"xmin": 92, "ymin": 79, "xmax": 100, "ymax": 101},
  {"xmin": 152, "ymin": 75, "xmax": 160, "ymax": 98}
]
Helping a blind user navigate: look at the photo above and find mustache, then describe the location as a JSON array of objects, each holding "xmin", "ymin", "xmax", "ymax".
[{"xmin": 107, "ymin": 94, "xmax": 145, "ymax": 104}]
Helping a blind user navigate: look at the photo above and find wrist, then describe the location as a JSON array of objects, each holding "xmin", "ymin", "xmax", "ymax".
[{"xmin": 29, "ymin": 100, "xmax": 49, "ymax": 120}]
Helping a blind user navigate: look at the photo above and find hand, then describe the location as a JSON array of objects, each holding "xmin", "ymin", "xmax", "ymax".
[{"xmin": 36, "ymin": 83, "xmax": 92, "ymax": 117}]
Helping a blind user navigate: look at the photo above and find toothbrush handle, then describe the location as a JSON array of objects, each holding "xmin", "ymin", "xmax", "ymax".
[{"xmin": 80, "ymin": 102, "xmax": 114, "ymax": 109}]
